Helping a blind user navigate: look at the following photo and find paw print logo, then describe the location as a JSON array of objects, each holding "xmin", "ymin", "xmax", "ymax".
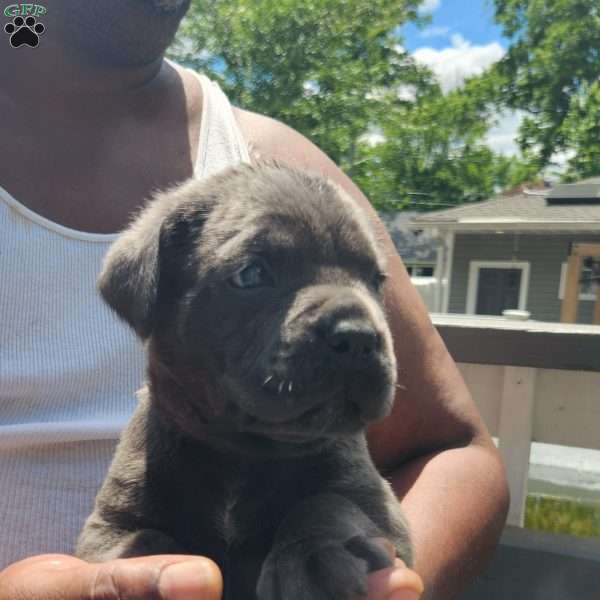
[{"xmin": 4, "ymin": 15, "xmax": 45, "ymax": 48}]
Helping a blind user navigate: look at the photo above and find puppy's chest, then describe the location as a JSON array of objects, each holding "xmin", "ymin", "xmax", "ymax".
[
  {"xmin": 215, "ymin": 476, "xmax": 284, "ymax": 546},
  {"xmin": 217, "ymin": 481, "xmax": 243, "ymax": 546}
]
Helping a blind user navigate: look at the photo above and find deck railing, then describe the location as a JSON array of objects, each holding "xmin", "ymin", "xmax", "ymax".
[
  {"xmin": 432, "ymin": 314, "xmax": 600, "ymax": 598},
  {"xmin": 432, "ymin": 313, "xmax": 600, "ymax": 526}
]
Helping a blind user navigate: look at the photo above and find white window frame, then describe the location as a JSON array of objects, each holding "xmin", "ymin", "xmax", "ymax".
[
  {"xmin": 466, "ymin": 260, "xmax": 530, "ymax": 315},
  {"xmin": 558, "ymin": 262, "xmax": 597, "ymax": 301},
  {"xmin": 405, "ymin": 263, "xmax": 436, "ymax": 277}
]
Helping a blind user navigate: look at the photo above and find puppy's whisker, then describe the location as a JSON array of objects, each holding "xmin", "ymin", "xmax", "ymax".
[
  {"xmin": 278, "ymin": 380, "xmax": 285, "ymax": 395},
  {"xmin": 396, "ymin": 383, "xmax": 408, "ymax": 391},
  {"xmin": 263, "ymin": 375, "xmax": 274, "ymax": 387},
  {"xmin": 288, "ymin": 381, "xmax": 293, "ymax": 393}
]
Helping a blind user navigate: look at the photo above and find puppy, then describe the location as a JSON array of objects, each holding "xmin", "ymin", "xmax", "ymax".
[{"xmin": 76, "ymin": 163, "xmax": 412, "ymax": 600}]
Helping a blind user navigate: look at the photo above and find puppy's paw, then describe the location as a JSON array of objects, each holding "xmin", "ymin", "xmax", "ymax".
[{"xmin": 257, "ymin": 534, "xmax": 393, "ymax": 600}]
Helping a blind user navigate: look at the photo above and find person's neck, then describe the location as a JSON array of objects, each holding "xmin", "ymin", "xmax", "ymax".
[{"xmin": 0, "ymin": 39, "xmax": 168, "ymax": 126}]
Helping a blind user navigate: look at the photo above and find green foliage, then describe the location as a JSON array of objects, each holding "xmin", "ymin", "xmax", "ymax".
[
  {"xmin": 491, "ymin": 0, "xmax": 600, "ymax": 178},
  {"xmin": 171, "ymin": 0, "xmax": 430, "ymax": 167},
  {"xmin": 353, "ymin": 77, "xmax": 536, "ymax": 211},
  {"xmin": 169, "ymin": 0, "xmax": 536, "ymax": 210},
  {"xmin": 561, "ymin": 82, "xmax": 600, "ymax": 181},
  {"xmin": 525, "ymin": 494, "xmax": 600, "ymax": 538}
]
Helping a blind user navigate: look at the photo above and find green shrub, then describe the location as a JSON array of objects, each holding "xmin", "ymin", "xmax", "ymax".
[{"xmin": 525, "ymin": 494, "xmax": 600, "ymax": 538}]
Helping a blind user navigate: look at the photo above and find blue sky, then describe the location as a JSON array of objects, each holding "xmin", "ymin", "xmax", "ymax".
[
  {"xmin": 403, "ymin": 0, "xmax": 508, "ymax": 52},
  {"xmin": 399, "ymin": 0, "xmax": 522, "ymax": 156}
]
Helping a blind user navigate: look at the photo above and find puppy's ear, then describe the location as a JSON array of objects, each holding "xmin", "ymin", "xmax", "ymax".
[{"xmin": 98, "ymin": 180, "xmax": 208, "ymax": 339}]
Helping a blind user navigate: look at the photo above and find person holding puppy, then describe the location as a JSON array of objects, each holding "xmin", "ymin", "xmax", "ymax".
[{"xmin": 0, "ymin": 1, "xmax": 508, "ymax": 599}]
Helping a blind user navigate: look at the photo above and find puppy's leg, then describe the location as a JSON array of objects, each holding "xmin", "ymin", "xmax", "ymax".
[
  {"xmin": 76, "ymin": 519, "xmax": 186, "ymax": 561},
  {"xmin": 257, "ymin": 493, "xmax": 409, "ymax": 600}
]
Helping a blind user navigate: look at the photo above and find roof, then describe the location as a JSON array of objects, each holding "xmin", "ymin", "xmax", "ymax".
[
  {"xmin": 379, "ymin": 211, "xmax": 438, "ymax": 262},
  {"xmin": 547, "ymin": 178, "xmax": 600, "ymax": 203},
  {"xmin": 412, "ymin": 178, "xmax": 600, "ymax": 232}
]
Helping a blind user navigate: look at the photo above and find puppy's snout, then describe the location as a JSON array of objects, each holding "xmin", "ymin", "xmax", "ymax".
[{"xmin": 326, "ymin": 320, "xmax": 381, "ymax": 358}]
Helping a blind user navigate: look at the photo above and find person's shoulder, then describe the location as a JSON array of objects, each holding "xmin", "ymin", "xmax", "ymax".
[
  {"xmin": 233, "ymin": 107, "xmax": 368, "ymax": 208},
  {"xmin": 233, "ymin": 107, "xmax": 326, "ymax": 170}
]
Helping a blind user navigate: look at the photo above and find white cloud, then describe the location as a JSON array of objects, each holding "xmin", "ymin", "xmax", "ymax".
[
  {"xmin": 544, "ymin": 150, "xmax": 575, "ymax": 180},
  {"xmin": 413, "ymin": 33, "xmax": 505, "ymax": 92},
  {"xmin": 397, "ymin": 84, "xmax": 418, "ymax": 102},
  {"xmin": 485, "ymin": 110, "xmax": 524, "ymax": 156},
  {"xmin": 302, "ymin": 80, "xmax": 320, "ymax": 97},
  {"xmin": 411, "ymin": 35, "xmax": 522, "ymax": 155},
  {"xmin": 359, "ymin": 126, "xmax": 386, "ymax": 147},
  {"xmin": 420, "ymin": 25, "xmax": 450, "ymax": 39},
  {"xmin": 418, "ymin": 0, "xmax": 441, "ymax": 14}
]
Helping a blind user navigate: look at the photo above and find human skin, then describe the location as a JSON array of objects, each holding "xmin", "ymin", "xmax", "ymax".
[
  {"xmin": 0, "ymin": 552, "xmax": 422, "ymax": 600},
  {"xmin": 0, "ymin": 1, "xmax": 508, "ymax": 599}
]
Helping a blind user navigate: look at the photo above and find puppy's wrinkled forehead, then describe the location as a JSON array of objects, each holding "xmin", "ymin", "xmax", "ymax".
[{"xmin": 199, "ymin": 165, "xmax": 385, "ymax": 272}]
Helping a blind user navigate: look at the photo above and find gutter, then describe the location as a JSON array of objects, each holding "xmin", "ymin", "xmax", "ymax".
[{"xmin": 409, "ymin": 220, "xmax": 600, "ymax": 232}]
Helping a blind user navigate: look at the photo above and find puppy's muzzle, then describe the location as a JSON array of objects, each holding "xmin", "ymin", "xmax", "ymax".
[
  {"xmin": 250, "ymin": 289, "xmax": 395, "ymax": 427},
  {"xmin": 324, "ymin": 319, "xmax": 381, "ymax": 360},
  {"xmin": 312, "ymin": 289, "xmax": 386, "ymax": 367}
]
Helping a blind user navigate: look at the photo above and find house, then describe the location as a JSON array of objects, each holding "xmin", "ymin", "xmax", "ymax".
[
  {"xmin": 410, "ymin": 178, "xmax": 600, "ymax": 323},
  {"xmin": 380, "ymin": 211, "xmax": 441, "ymax": 310},
  {"xmin": 379, "ymin": 211, "xmax": 438, "ymax": 276}
]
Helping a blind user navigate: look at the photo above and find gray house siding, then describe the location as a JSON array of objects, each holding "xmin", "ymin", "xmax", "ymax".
[{"xmin": 449, "ymin": 233, "xmax": 600, "ymax": 324}]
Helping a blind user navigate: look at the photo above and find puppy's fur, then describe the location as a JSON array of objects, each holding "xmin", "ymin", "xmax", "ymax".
[{"xmin": 76, "ymin": 163, "xmax": 412, "ymax": 599}]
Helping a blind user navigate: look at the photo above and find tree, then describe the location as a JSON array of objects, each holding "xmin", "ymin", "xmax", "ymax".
[
  {"xmin": 170, "ymin": 0, "xmax": 430, "ymax": 170},
  {"xmin": 560, "ymin": 81, "xmax": 600, "ymax": 180},
  {"xmin": 352, "ymin": 80, "xmax": 537, "ymax": 211},
  {"xmin": 169, "ymin": 0, "xmax": 535, "ymax": 210},
  {"xmin": 492, "ymin": 0, "xmax": 600, "ymax": 178}
]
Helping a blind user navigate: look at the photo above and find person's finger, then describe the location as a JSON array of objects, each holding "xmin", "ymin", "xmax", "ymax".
[
  {"xmin": 0, "ymin": 553, "xmax": 223, "ymax": 600},
  {"xmin": 362, "ymin": 558, "xmax": 424, "ymax": 600},
  {"xmin": 371, "ymin": 537, "xmax": 397, "ymax": 562}
]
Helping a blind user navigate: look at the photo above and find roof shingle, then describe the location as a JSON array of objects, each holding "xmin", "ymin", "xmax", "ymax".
[{"xmin": 412, "ymin": 180, "xmax": 600, "ymax": 227}]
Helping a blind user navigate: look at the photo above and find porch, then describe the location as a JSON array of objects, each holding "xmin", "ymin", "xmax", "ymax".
[{"xmin": 432, "ymin": 314, "xmax": 600, "ymax": 599}]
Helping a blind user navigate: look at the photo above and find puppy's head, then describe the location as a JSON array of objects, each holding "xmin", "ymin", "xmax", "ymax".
[{"xmin": 100, "ymin": 163, "xmax": 397, "ymax": 454}]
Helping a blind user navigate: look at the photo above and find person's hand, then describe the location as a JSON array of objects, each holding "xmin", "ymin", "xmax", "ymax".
[
  {"xmin": 0, "ymin": 553, "xmax": 222, "ymax": 600},
  {"xmin": 0, "ymin": 548, "xmax": 422, "ymax": 600},
  {"xmin": 363, "ymin": 558, "xmax": 424, "ymax": 600},
  {"xmin": 360, "ymin": 539, "xmax": 423, "ymax": 600}
]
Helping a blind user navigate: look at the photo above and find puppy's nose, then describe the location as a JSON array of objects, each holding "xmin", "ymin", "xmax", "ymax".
[{"xmin": 326, "ymin": 319, "xmax": 380, "ymax": 358}]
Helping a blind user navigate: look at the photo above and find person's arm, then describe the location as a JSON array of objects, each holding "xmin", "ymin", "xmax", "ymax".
[{"xmin": 236, "ymin": 109, "xmax": 510, "ymax": 599}]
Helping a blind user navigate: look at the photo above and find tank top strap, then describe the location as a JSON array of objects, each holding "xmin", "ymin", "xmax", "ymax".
[{"xmin": 191, "ymin": 72, "xmax": 251, "ymax": 178}]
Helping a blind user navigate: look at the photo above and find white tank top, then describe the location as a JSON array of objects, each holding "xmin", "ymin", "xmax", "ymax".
[{"xmin": 0, "ymin": 71, "xmax": 250, "ymax": 567}]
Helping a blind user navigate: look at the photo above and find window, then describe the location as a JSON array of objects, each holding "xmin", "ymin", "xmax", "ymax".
[
  {"xmin": 466, "ymin": 261, "xmax": 530, "ymax": 315},
  {"xmin": 558, "ymin": 263, "xmax": 598, "ymax": 301},
  {"xmin": 405, "ymin": 265, "xmax": 434, "ymax": 277}
]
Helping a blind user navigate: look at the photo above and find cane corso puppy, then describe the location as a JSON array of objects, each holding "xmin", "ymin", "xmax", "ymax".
[{"xmin": 76, "ymin": 163, "xmax": 412, "ymax": 599}]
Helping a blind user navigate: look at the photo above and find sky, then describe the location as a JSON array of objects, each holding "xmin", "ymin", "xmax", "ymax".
[{"xmin": 402, "ymin": 0, "xmax": 523, "ymax": 157}]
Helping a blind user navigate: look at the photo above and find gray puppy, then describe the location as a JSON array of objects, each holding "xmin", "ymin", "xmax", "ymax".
[{"xmin": 76, "ymin": 163, "xmax": 412, "ymax": 600}]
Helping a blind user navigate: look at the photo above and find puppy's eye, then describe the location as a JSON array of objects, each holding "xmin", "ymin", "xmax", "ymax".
[
  {"xmin": 230, "ymin": 263, "xmax": 273, "ymax": 289},
  {"xmin": 373, "ymin": 271, "xmax": 388, "ymax": 290}
]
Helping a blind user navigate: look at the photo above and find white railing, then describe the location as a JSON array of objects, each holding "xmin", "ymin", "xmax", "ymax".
[{"xmin": 432, "ymin": 314, "xmax": 600, "ymax": 528}]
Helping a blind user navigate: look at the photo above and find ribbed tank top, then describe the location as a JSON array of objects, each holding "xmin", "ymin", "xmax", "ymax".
[{"xmin": 0, "ymin": 71, "xmax": 250, "ymax": 567}]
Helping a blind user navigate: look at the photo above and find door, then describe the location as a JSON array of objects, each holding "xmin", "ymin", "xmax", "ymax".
[{"xmin": 475, "ymin": 268, "xmax": 522, "ymax": 315}]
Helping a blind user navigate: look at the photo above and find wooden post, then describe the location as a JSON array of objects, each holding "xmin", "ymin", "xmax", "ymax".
[
  {"xmin": 561, "ymin": 243, "xmax": 600, "ymax": 324},
  {"xmin": 498, "ymin": 366, "xmax": 537, "ymax": 527},
  {"xmin": 575, "ymin": 243, "xmax": 600, "ymax": 257},
  {"xmin": 594, "ymin": 284, "xmax": 600, "ymax": 326}
]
